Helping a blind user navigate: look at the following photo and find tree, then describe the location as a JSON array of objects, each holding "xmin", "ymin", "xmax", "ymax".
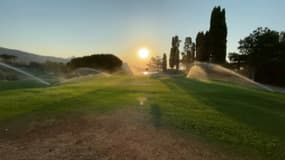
[
  {"xmin": 191, "ymin": 43, "xmax": 196, "ymax": 60},
  {"xmin": 195, "ymin": 32, "xmax": 202, "ymax": 60},
  {"xmin": 195, "ymin": 31, "xmax": 211, "ymax": 62},
  {"xmin": 195, "ymin": 32, "xmax": 210, "ymax": 61},
  {"xmin": 162, "ymin": 53, "xmax": 167, "ymax": 72},
  {"xmin": 0, "ymin": 54, "xmax": 17, "ymax": 63},
  {"xmin": 169, "ymin": 35, "xmax": 181, "ymax": 70},
  {"xmin": 169, "ymin": 48, "xmax": 175, "ymax": 69},
  {"xmin": 67, "ymin": 54, "xmax": 123, "ymax": 73},
  {"xmin": 183, "ymin": 37, "xmax": 194, "ymax": 71},
  {"xmin": 181, "ymin": 52, "xmax": 186, "ymax": 70},
  {"xmin": 175, "ymin": 46, "xmax": 180, "ymax": 70},
  {"xmin": 147, "ymin": 56, "xmax": 162, "ymax": 72},
  {"xmin": 205, "ymin": 31, "xmax": 211, "ymax": 60},
  {"xmin": 238, "ymin": 27, "xmax": 285, "ymax": 86},
  {"xmin": 209, "ymin": 6, "xmax": 227, "ymax": 63}
]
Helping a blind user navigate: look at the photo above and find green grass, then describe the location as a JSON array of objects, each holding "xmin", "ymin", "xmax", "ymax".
[
  {"xmin": 157, "ymin": 77, "xmax": 285, "ymax": 159},
  {"xmin": 0, "ymin": 75, "xmax": 284, "ymax": 159},
  {"xmin": 0, "ymin": 80, "xmax": 46, "ymax": 91}
]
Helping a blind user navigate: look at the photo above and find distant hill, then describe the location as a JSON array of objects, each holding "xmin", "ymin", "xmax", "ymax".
[{"xmin": 0, "ymin": 47, "xmax": 68, "ymax": 63}]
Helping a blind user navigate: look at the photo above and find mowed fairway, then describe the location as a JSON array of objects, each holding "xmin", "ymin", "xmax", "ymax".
[{"xmin": 0, "ymin": 75, "xmax": 285, "ymax": 159}]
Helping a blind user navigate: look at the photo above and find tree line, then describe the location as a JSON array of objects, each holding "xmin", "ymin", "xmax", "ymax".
[
  {"xmin": 0, "ymin": 53, "xmax": 124, "ymax": 75},
  {"xmin": 230, "ymin": 27, "xmax": 285, "ymax": 86},
  {"xmin": 149, "ymin": 6, "xmax": 285, "ymax": 86},
  {"xmin": 167, "ymin": 6, "xmax": 227, "ymax": 71},
  {"xmin": 150, "ymin": 6, "xmax": 227, "ymax": 72}
]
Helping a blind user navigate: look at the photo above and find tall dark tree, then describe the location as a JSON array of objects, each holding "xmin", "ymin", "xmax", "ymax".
[
  {"xmin": 195, "ymin": 32, "xmax": 203, "ymax": 60},
  {"xmin": 181, "ymin": 52, "xmax": 187, "ymax": 70},
  {"xmin": 191, "ymin": 43, "xmax": 196, "ymax": 60},
  {"xmin": 169, "ymin": 48, "xmax": 175, "ymax": 69},
  {"xmin": 205, "ymin": 31, "xmax": 211, "ymax": 61},
  {"xmin": 209, "ymin": 6, "xmax": 227, "ymax": 63},
  {"xmin": 169, "ymin": 35, "xmax": 180, "ymax": 70},
  {"xmin": 195, "ymin": 32, "xmax": 210, "ymax": 61},
  {"xmin": 175, "ymin": 46, "xmax": 180, "ymax": 70},
  {"xmin": 162, "ymin": 53, "xmax": 167, "ymax": 72}
]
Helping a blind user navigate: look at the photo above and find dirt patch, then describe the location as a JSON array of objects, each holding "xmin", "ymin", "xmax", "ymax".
[{"xmin": 0, "ymin": 109, "xmax": 238, "ymax": 160}]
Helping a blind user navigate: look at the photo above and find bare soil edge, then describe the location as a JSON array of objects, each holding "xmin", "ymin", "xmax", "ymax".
[{"xmin": 0, "ymin": 108, "xmax": 243, "ymax": 160}]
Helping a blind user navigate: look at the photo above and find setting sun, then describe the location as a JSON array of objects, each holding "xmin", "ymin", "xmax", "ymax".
[{"xmin": 138, "ymin": 48, "xmax": 149, "ymax": 59}]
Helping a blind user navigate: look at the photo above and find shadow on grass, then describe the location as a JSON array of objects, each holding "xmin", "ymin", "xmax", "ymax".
[
  {"xmin": 159, "ymin": 76, "xmax": 285, "ymax": 159},
  {"xmin": 150, "ymin": 104, "xmax": 161, "ymax": 128},
  {"xmin": 160, "ymin": 77, "xmax": 285, "ymax": 138}
]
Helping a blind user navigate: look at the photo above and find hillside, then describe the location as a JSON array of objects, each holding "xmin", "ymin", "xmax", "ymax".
[{"xmin": 0, "ymin": 47, "xmax": 68, "ymax": 63}]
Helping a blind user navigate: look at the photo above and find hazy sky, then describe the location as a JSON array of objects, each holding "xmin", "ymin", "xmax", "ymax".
[{"xmin": 0, "ymin": 0, "xmax": 285, "ymax": 63}]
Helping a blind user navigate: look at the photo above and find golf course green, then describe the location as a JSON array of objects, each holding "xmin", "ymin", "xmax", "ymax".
[{"xmin": 0, "ymin": 75, "xmax": 284, "ymax": 159}]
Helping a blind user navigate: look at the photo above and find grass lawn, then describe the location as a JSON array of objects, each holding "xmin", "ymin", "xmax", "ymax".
[
  {"xmin": 0, "ymin": 75, "xmax": 284, "ymax": 159},
  {"xmin": 0, "ymin": 80, "xmax": 46, "ymax": 91}
]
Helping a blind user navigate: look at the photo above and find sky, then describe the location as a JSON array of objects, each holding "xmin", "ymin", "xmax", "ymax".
[{"xmin": 0, "ymin": 0, "xmax": 285, "ymax": 64}]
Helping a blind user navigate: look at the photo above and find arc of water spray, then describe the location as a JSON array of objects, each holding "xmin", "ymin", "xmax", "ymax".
[{"xmin": 0, "ymin": 62, "xmax": 50, "ymax": 85}]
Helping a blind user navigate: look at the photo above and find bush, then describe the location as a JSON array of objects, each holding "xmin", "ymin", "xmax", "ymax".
[{"xmin": 67, "ymin": 54, "xmax": 122, "ymax": 73}]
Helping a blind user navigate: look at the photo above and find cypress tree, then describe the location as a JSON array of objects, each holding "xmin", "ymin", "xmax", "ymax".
[
  {"xmin": 169, "ymin": 35, "xmax": 180, "ymax": 70},
  {"xmin": 169, "ymin": 48, "xmax": 175, "ymax": 69},
  {"xmin": 205, "ymin": 31, "xmax": 211, "ymax": 61},
  {"xmin": 195, "ymin": 32, "xmax": 209, "ymax": 61},
  {"xmin": 183, "ymin": 37, "xmax": 194, "ymax": 71},
  {"xmin": 209, "ymin": 6, "xmax": 227, "ymax": 63},
  {"xmin": 162, "ymin": 53, "xmax": 167, "ymax": 72},
  {"xmin": 191, "ymin": 43, "xmax": 196, "ymax": 60}
]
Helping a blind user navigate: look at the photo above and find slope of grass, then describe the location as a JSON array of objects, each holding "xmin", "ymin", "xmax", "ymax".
[
  {"xmin": 157, "ymin": 77, "xmax": 285, "ymax": 159},
  {"xmin": 0, "ymin": 75, "xmax": 284, "ymax": 159},
  {"xmin": 0, "ymin": 80, "xmax": 46, "ymax": 91}
]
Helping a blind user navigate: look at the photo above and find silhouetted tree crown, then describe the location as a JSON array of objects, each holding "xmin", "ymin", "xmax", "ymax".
[
  {"xmin": 162, "ymin": 53, "xmax": 167, "ymax": 72},
  {"xmin": 67, "ymin": 54, "xmax": 122, "ymax": 73},
  {"xmin": 209, "ymin": 6, "xmax": 227, "ymax": 63},
  {"xmin": 169, "ymin": 35, "xmax": 180, "ymax": 70},
  {"xmin": 196, "ymin": 32, "xmax": 210, "ymax": 61},
  {"xmin": 239, "ymin": 27, "xmax": 285, "ymax": 86}
]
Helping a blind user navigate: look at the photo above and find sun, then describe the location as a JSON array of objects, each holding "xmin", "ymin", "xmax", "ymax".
[{"xmin": 138, "ymin": 48, "xmax": 149, "ymax": 59}]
